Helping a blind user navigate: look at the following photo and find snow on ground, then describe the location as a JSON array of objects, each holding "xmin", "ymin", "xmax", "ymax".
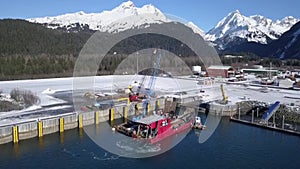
[
  {"xmin": 38, "ymin": 94, "xmax": 67, "ymax": 107},
  {"xmin": 0, "ymin": 105, "xmax": 72, "ymax": 119},
  {"xmin": 0, "ymin": 108, "xmax": 75, "ymax": 127},
  {"xmin": 0, "ymin": 77, "xmax": 74, "ymax": 109},
  {"xmin": 0, "ymin": 105, "xmax": 41, "ymax": 117},
  {"xmin": 223, "ymin": 83, "xmax": 300, "ymax": 105},
  {"xmin": 0, "ymin": 75, "xmax": 300, "ymax": 126}
]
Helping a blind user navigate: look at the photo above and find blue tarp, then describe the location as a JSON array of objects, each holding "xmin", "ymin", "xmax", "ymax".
[{"xmin": 262, "ymin": 101, "xmax": 280, "ymax": 121}]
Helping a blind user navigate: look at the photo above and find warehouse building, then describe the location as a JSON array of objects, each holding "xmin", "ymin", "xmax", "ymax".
[{"xmin": 206, "ymin": 65, "xmax": 234, "ymax": 78}]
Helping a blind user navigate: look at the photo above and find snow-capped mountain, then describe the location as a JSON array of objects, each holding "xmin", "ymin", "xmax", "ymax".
[
  {"xmin": 27, "ymin": 1, "xmax": 205, "ymax": 36},
  {"xmin": 206, "ymin": 10, "xmax": 299, "ymax": 49},
  {"xmin": 185, "ymin": 22, "xmax": 205, "ymax": 37},
  {"xmin": 271, "ymin": 21, "xmax": 300, "ymax": 59},
  {"xmin": 27, "ymin": 1, "xmax": 299, "ymax": 56},
  {"xmin": 28, "ymin": 1, "xmax": 167, "ymax": 33}
]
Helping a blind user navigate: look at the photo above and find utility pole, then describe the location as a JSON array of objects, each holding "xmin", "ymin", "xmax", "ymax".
[
  {"xmin": 282, "ymin": 115, "xmax": 285, "ymax": 129},
  {"xmin": 273, "ymin": 113, "xmax": 276, "ymax": 128},
  {"xmin": 136, "ymin": 52, "xmax": 139, "ymax": 74},
  {"xmin": 252, "ymin": 110, "xmax": 254, "ymax": 123}
]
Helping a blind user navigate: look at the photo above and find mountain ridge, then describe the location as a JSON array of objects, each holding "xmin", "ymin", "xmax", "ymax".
[
  {"xmin": 11, "ymin": 1, "xmax": 300, "ymax": 59},
  {"xmin": 27, "ymin": 1, "xmax": 206, "ymax": 36},
  {"xmin": 206, "ymin": 10, "xmax": 299, "ymax": 49},
  {"xmin": 222, "ymin": 21, "xmax": 300, "ymax": 59}
]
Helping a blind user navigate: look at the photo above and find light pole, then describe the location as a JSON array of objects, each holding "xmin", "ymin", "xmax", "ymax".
[{"xmin": 136, "ymin": 51, "xmax": 139, "ymax": 74}]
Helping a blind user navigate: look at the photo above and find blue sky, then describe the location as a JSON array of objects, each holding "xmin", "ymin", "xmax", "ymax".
[{"xmin": 1, "ymin": 0, "xmax": 300, "ymax": 31}]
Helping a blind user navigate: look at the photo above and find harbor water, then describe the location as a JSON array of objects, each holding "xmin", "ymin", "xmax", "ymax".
[{"xmin": 0, "ymin": 117, "xmax": 300, "ymax": 169}]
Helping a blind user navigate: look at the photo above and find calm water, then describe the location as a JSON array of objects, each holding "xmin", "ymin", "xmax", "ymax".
[{"xmin": 1, "ymin": 118, "xmax": 300, "ymax": 169}]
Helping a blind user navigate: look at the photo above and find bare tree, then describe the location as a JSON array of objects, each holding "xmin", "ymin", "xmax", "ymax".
[{"xmin": 10, "ymin": 88, "xmax": 40, "ymax": 107}]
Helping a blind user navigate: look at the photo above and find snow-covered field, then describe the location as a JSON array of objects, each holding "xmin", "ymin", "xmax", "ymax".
[{"xmin": 0, "ymin": 75, "xmax": 299, "ymax": 126}]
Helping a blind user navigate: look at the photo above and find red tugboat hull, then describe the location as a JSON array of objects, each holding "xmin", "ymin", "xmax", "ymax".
[
  {"xmin": 149, "ymin": 119, "xmax": 193, "ymax": 144},
  {"xmin": 115, "ymin": 113, "xmax": 194, "ymax": 144}
]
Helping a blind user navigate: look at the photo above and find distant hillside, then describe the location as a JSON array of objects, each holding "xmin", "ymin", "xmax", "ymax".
[
  {"xmin": 269, "ymin": 21, "xmax": 300, "ymax": 59},
  {"xmin": 0, "ymin": 19, "xmax": 93, "ymax": 80},
  {"xmin": 0, "ymin": 19, "xmax": 200, "ymax": 57},
  {"xmin": 0, "ymin": 19, "xmax": 203, "ymax": 80},
  {"xmin": 0, "ymin": 19, "xmax": 92, "ymax": 56}
]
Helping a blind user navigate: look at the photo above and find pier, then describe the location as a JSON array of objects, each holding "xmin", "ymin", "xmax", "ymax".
[
  {"xmin": 230, "ymin": 117, "xmax": 300, "ymax": 136},
  {"xmin": 229, "ymin": 101, "xmax": 300, "ymax": 136}
]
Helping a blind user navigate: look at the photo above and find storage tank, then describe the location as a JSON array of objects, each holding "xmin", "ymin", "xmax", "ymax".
[
  {"xmin": 192, "ymin": 66, "xmax": 201, "ymax": 74},
  {"xmin": 252, "ymin": 65, "xmax": 263, "ymax": 69}
]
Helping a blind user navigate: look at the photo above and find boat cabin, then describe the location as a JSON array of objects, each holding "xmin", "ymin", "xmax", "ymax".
[{"xmin": 115, "ymin": 114, "xmax": 171, "ymax": 139}]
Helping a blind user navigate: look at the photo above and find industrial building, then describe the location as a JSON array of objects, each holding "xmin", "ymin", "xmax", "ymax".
[
  {"xmin": 206, "ymin": 65, "xmax": 234, "ymax": 78},
  {"xmin": 241, "ymin": 68, "xmax": 279, "ymax": 76}
]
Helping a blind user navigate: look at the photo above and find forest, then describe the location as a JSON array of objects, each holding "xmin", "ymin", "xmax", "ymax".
[{"xmin": 1, "ymin": 19, "xmax": 299, "ymax": 80}]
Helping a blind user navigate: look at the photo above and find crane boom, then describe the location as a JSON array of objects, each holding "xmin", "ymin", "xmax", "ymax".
[{"xmin": 144, "ymin": 49, "xmax": 162, "ymax": 115}]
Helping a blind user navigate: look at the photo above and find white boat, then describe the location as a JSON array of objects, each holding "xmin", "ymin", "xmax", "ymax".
[
  {"xmin": 261, "ymin": 77, "xmax": 274, "ymax": 85},
  {"xmin": 260, "ymin": 62, "xmax": 277, "ymax": 85}
]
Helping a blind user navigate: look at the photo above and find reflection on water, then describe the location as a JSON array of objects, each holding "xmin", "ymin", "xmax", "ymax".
[
  {"xmin": 79, "ymin": 128, "xmax": 84, "ymax": 138},
  {"xmin": 12, "ymin": 143, "xmax": 20, "ymax": 158},
  {"xmin": 38, "ymin": 136, "xmax": 44, "ymax": 150},
  {"xmin": 60, "ymin": 133, "xmax": 65, "ymax": 144}
]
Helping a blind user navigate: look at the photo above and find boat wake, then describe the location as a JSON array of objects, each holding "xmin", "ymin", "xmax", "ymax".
[
  {"xmin": 62, "ymin": 148, "xmax": 80, "ymax": 157},
  {"xmin": 62, "ymin": 148, "xmax": 120, "ymax": 161},
  {"xmin": 93, "ymin": 154, "xmax": 120, "ymax": 161},
  {"xmin": 116, "ymin": 139, "xmax": 161, "ymax": 154}
]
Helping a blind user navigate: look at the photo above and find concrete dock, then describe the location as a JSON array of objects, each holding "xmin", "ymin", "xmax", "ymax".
[{"xmin": 0, "ymin": 96, "xmax": 200, "ymax": 145}]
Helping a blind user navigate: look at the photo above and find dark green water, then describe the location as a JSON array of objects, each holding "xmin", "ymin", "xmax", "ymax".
[{"xmin": 1, "ymin": 118, "xmax": 300, "ymax": 169}]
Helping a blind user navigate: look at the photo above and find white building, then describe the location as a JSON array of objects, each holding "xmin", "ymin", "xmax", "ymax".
[{"xmin": 278, "ymin": 79, "xmax": 294, "ymax": 88}]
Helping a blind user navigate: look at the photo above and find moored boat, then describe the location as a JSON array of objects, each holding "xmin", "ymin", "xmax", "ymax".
[{"xmin": 114, "ymin": 109, "xmax": 194, "ymax": 144}]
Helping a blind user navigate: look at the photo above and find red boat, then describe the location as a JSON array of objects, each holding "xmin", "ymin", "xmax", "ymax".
[
  {"xmin": 115, "ymin": 49, "xmax": 194, "ymax": 143},
  {"xmin": 115, "ymin": 112, "xmax": 194, "ymax": 144}
]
